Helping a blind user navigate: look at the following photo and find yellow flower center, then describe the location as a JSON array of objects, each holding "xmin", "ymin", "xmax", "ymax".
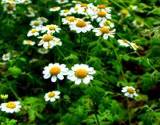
[
  {"xmin": 48, "ymin": 92, "xmax": 55, "ymax": 98},
  {"xmin": 66, "ymin": 16, "xmax": 76, "ymax": 22},
  {"xmin": 81, "ymin": 3, "xmax": 88, "ymax": 8},
  {"xmin": 100, "ymin": 26, "xmax": 110, "ymax": 33},
  {"xmin": 33, "ymin": 21, "xmax": 40, "ymax": 26},
  {"xmin": 42, "ymin": 34, "xmax": 53, "ymax": 42},
  {"xmin": 127, "ymin": 88, "xmax": 135, "ymax": 94},
  {"xmin": 76, "ymin": 20, "xmax": 86, "ymax": 28},
  {"xmin": 6, "ymin": 102, "xmax": 16, "ymax": 109},
  {"xmin": 97, "ymin": 4, "xmax": 106, "ymax": 9},
  {"xmin": 97, "ymin": 11, "xmax": 107, "ymax": 17},
  {"xmin": 7, "ymin": 4, "xmax": 15, "ymax": 10},
  {"xmin": 31, "ymin": 29, "xmax": 37, "ymax": 33},
  {"xmin": 64, "ymin": 9, "xmax": 69, "ymax": 13},
  {"xmin": 50, "ymin": 66, "xmax": 61, "ymax": 75},
  {"xmin": 75, "ymin": 68, "xmax": 88, "ymax": 78},
  {"xmin": 47, "ymin": 25, "xmax": 56, "ymax": 30}
]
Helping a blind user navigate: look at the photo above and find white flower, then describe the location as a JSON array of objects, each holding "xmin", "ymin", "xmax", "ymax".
[
  {"xmin": 49, "ymin": 6, "xmax": 61, "ymax": 12},
  {"xmin": 2, "ymin": 53, "xmax": 11, "ymax": 61},
  {"xmin": 121, "ymin": 86, "xmax": 138, "ymax": 98},
  {"xmin": 60, "ymin": 9, "xmax": 72, "ymax": 16},
  {"xmin": 62, "ymin": 16, "xmax": 77, "ymax": 25},
  {"xmin": 92, "ymin": 10, "xmax": 111, "ymax": 22},
  {"xmin": 3, "ymin": 3, "xmax": 16, "ymax": 14},
  {"xmin": 44, "ymin": 91, "xmax": 60, "ymax": 102},
  {"xmin": 43, "ymin": 63, "xmax": 68, "ymax": 82},
  {"xmin": 99, "ymin": 19, "xmax": 114, "ymax": 28},
  {"xmin": 23, "ymin": 40, "xmax": 35, "ymax": 46},
  {"xmin": 37, "ymin": 17, "xmax": 48, "ymax": 23},
  {"xmin": 67, "ymin": 64, "xmax": 96, "ymax": 85},
  {"xmin": 70, "ymin": 3, "xmax": 88, "ymax": 15},
  {"xmin": 117, "ymin": 39, "xmax": 130, "ymax": 47},
  {"xmin": 69, "ymin": 19, "xmax": 93, "ymax": 33},
  {"xmin": 41, "ymin": 24, "xmax": 61, "ymax": 34},
  {"xmin": 38, "ymin": 34, "xmax": 62, "ymax": 49},
  {"xmin": 0, "ymin": 101, "xmax": 21, "ymax": 113},
  {"xmin": 27, "ymin": 28, "xmax": 39, "ymax": 37},
  {"xmin": 30, "ymin": 20, "xmax": 43, "ymax": 30},
  {"xmin": 56, "ymin": 0, "xmax": 68, "ymax": 4},
  {"xmin": 93, "ymin": 26, "xmax": 115, "ymax": 39}
]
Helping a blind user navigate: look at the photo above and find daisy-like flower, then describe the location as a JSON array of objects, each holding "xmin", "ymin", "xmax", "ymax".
[
  {"xmin": 0, "ymin": 101, "xmax": 21, "ymax": 113},
  {"xmin": 3, "ymin": 3, "xmax": 16, "ymax": 14},
  {"xmin": 30, "ymin": 20, "xmax": 43, "ymax": 30},
  {"xmin": 38, "ymin": 34, "xmax": 62, "ymax": 49},
  {"xmin": 37, "ymin": 17, "xmax": 48, "ymax": 24},
  {"xmin": 44, "ymin": 90, "xmax": 60, "ymax": 102},
  {"xmin": 93, "ymin": 26, "xmax": 115, "ymax": 39},
  {"xmin": 69, "ymin": 19, "xmax": 93, "ymax": 33},
  {"xmin": 96, "ymin": 4, "xmax": 111, "ymax": 12},
  {"xmin": 27, "ymin": 28, "xmax": 39, "ymax": 37},
  {"xmin": 117, "ymin": 39, "xmax": 130, "ymax": 47},
  {"xmin": 49, "ymin": 6, "xmax": 61, "ymax": 12},
  {"xmin": 60, "ymin": 9, "xmax": 72, "ymax": 16},
  {"xmin": 67, "ymin": 64, "xmax": 96, "ymax": 85},
  {"xmin": 42, "ymin": 24, "xmax": 61, "ymax": 34},
  {"xmin": 121, "ymin": 86, "xmax": 138, "ymax": 98},
  {"xmin": 70, "ymin": 3, "xmax": 88, "ymax": 15},
  {"xmin": 62, "ymin": 16, "xmax": 77, "ymax": 25},
  {"xmin": 56, "ymin": 0, "xmax": 68, "ymax": 4},
  {"xmin": 92, "ymin": 10, "xmax": 111, "ymax": 22},
  {"xmin": 99, "ymin": 19, "xmax": 114, "ymax": 28},
  {"xmin": 43, "ymin": 63, "xmax": 68, "ymax": 82},
  {"xmin": 2, "ymin": 53, "xmax": 11, "ymax": 61},
  {"xmin": 23, "ymin": 40, "xmax": 35, "ymax": 46}
]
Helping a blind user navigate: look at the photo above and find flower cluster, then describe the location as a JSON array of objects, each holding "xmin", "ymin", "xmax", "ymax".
[
  {"xmin": 1, "ymin": 0, "xmax": 31, "ymax": 14},
  {"xmin": 26, "ymin": 17, "xmax": 62, "ymax": 50},
  {"xmin": 43, "ymin": 63, "xmax": 96, "ymax": 85},
  {"xmin": 53, "ymin": 2, "xmax": 116, "ymax": 39}
]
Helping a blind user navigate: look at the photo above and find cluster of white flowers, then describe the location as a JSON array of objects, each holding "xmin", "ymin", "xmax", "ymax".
[
  {"xmin": 43, "ymin": 63, "xmax": 96, "ymax": 85},
  {"xmin": 56, "ymin": 2, "xmax": 116, "ymax": 39},
  {"xmin": 1, "ymin": 0, "xmax": 31, "ymax": 14},
  {"xmin": 26, "ymin": 17, "xmax": 62, "ymax": 50}
]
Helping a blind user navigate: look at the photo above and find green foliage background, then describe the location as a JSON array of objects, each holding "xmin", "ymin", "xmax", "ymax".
[{"xmin": 0, "ymin": 0, "xmax": 160, "ymax": 124}]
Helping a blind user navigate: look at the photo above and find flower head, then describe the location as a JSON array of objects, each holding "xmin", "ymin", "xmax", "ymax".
[
  {"xmin": 121, "ymin": 86, "xmax": 138, "ymax": 98},
  {"xmin": 67, "ymin": 64, "xmax": 96, "ymax": 85},
  {"xmin": 0, "ymin": 101, "xmax": 21, "ymax": 113},
  {"xmin": 43, "ymin": 63, "xmax": 68, "ymax": 82},
  {"xmin": 44, "ymin": 90, "xmax": 60, "ymax": 102}
]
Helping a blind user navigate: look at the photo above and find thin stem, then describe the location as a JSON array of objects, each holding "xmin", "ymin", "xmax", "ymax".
[
  {"xmin": 95, "ymin": 113, "xmax": 100, "ymax": 125},
  {"xmin": 9, "ymin": 86, "xmax": 21, "ymax": 101},
  {"xmin": 56, "ymin": 46, "xmax": 65, "ymax": 59},
  {"xmin": 127, "ymin": 98, "xmax": 132, "ymax": 125}
]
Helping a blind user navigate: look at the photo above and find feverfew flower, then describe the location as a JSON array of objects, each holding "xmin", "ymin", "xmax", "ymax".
[
  {"xmin": 43, "ymin": 63, "xmax": 68, "ymax": 82},
  {"xmin": 49, "ymin": 6, "xmax": 61, "ymax": 12},
  {"xmin": 44, "ymin": 91, "xmax": 60, "ymax": 102},
  {"xmin": 23, "ymin": 40, "xmax": 35, "ymax": 46},
  {"xmin": 38, "ymin": 34, "xmax": 62, "ymax": 49},
  {"xmin": 3, "ymin": 3, "xmax": 16, "ymax": 14},
  {"xmin": 62, "ymin": 16, "xmax": 77, "ymax": 25},
  {"xmin": 93, "ymin": 26, "xmax": 115, "ymax": 39},
  {"xmin": 56, "ymin": 0, "xmax": 68, "ymax": 4},
  {"xmin": 67, "ymin": 64, "xmax": 96, "ymax": 85},
  {"xmin": 0, "ymin": 101, "xmax": 21, "ymax": 113},
  {"xmin": 117, "ymin": 39, "xmax": 130, "ymax": 47},
  {"xmin": 2, "ymin": 53, "xmax": 11, "ymax": 61},
  {"xmin": 121, "ymin": 86, "xmax": 138, "ymax": 98},
  {"xmin": 99, "ymin": 19, "xmax": 114, "ymax": 28},
  {"xmin": 30, "ymin": 20, "xmax": 43, "ymax": 30},
  {"xmin": 27, "ymin": 28, "xmax": 39, "ymax": 37},
  {"xmin": 92, "ymin": 10, "xmax": 111, "ymax": 22},
  {"xmin": 42, "ymin": 24, "xmax": 61, "ymax": 34},
  {"xmin": 69, "ymin": 19, "xmax": 93, "ymax": 33},
  {"xmin": 60, "ymin": 9, "xmax": 72, "ymax": 16}
]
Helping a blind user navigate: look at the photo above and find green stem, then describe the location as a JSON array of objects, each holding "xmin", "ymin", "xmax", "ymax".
[
  {"xmin": 127, "ymin": 98, "xmax": 132, "ymax": 125},
  {"xmin": 95, "ymin": 113, "xmax": 100, "ymax": 125},
  {"xmin": 56, "ymin": 46, "xmax": 65, "ymax": 59},
  {"xmin": 9, "ymin": 86, "xmax": 21, "ymax": 101}
]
